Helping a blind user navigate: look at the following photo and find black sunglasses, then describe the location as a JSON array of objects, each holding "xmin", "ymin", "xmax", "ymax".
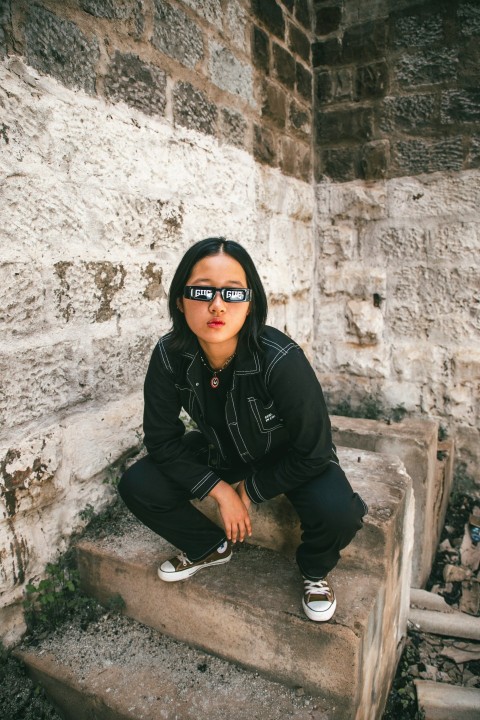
[{"xmin": 183, "ymin": 286, "xmax": 252, "ymax": 302}]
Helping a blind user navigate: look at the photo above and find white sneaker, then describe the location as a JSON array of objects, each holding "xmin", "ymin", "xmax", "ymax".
[
  {"xmin": 158, "ymin": 541, "xmax": 232, "ymax": 582},
  {"xmin": 302, "ymin": 576, "xmax": 337, "ymax": 622}
]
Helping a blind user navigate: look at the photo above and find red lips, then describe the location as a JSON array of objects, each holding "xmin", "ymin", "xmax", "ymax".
[{"xmin": 207, "ymin": 319, "xmax": 225, "ymax": 327}]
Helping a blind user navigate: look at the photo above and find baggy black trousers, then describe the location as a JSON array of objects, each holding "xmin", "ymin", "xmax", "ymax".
[{"xmin": 118, "ymin": 433, "xmax": 367, "ymax": 580}]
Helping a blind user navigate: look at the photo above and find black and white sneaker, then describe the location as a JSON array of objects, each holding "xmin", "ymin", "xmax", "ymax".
[
  {"xmin": 302, "ymin": 576, "xmax": 337, "ymax": 622},
  {"xmin": 158, "ymin": 541, "xmax": 232, "ymax": 582}
]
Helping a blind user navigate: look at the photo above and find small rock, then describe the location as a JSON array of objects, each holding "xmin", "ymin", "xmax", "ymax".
[
  {"xmin": 443, "ymin": 564, "xmax": 472, "ymax": 582},
  {"xmin": 295, "ymin": 687, "xmax": 305, "ymax": 697},
  {"xmin": 419, "ymin": 664, "xmax": 437, "ymax": 681},
  {"xmin": 445, "ymin": 525, "xmax": 456, "ymax": 535},
  {"xmin": 439, "ymin": 538, "xmax": 454, "ymax": 552},
  {"xmin": 459, "ymin": 582, "xmax": 480, "ymax": 616}
]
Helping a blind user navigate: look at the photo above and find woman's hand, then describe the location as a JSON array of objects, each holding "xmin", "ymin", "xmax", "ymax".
[
  {"xmin": 209, "ymin": 480, "xmax": 252, "ymax": 543},
  {"xmin": 236, "ymin": 480, "xmax": 251, "ymax": 512}
]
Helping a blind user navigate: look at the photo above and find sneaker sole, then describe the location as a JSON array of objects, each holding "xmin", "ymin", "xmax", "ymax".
[
  {"xmin": 157, "ymin": 552, "xmax": 232, "ymax": 582},
  {"xmin": 302, "ymin": 597, "xmax": 337, "ymax": 622}
]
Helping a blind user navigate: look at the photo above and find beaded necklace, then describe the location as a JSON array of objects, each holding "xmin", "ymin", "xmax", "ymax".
[{"xmin": 199, "ymin": 351, "xmax": 236, "ymax": 389}]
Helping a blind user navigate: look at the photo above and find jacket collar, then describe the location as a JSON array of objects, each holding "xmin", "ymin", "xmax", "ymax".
[{"xmin": 181, "ymin": 334, "xmax": 262, "ymax": 379}]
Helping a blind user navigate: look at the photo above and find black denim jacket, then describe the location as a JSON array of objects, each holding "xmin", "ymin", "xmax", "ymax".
[{"xmin": 143, "ymin": 325, "xmax": 338, "ymax": 504}]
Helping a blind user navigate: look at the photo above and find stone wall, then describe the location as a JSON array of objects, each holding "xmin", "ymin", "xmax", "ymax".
[
  {"xmin": 0, "ymin": 0, "xmax": 315, "ymax": 643},
  {"xmin": 312, "ymin": 0, "xmax": 480, "ymax": 483}
]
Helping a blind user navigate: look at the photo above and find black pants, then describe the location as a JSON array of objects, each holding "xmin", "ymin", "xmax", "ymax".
[{"xmin": 118, "ymin": 436, "xmax": 367, "ymax": 580}]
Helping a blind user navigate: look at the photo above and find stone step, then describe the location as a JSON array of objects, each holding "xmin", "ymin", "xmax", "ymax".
[
  {"xmin": 330, "ymin": 416, "xmax": 450, "ymax": 588},
  {"xmin": 15, "ymin": 613, "xmax": 328, "ymax": 720},
  {"xmin": 74, "ymin": 447, "xmax": 414, "ymax": 720}
]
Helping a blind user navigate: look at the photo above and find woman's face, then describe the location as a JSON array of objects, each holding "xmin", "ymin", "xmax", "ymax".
[{"xmin": 178, "ymin": 252, "xmax": 251, "ymax": 358}]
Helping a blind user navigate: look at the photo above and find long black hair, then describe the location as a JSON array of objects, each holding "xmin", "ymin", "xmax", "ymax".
[{"xmin": 168, "ymin": 237, "xmax": 268, "ymax": 352}]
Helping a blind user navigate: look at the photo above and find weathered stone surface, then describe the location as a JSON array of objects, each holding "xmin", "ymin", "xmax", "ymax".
[
  {"xmin": 289, "ymin": 99, "xmax": 310, "ymax": 136},
  {"xmin": 262, "ymin": 80, "xmax": 287, "ymax": 128},
  {"xmin": 288, "ymin": 22, "xmax": 310, "ymax": 62},
  {"xmin": 151, "ymin": 0, "xmax": 203, "ymax": 68},
  {"xmin": 77, "ymin": 447, "xmax": 414, "ymax": 719},
  {"xmin": 254, "ymin": 124, "xmax": 277, "ymax": 166},
  {"xmin": 181, "ymin": 0, "xmax": 222, "ymax": 27},
  {"xmin": 392, "ymin": 12, "xmax": 444, "ymax": 49},
  {"xmin": 379, "ymin": 94, "xmax": 438, "ymax": 133},
  {"xmin": 0, "ymin": 57, "xmax": 315, "ymax": 635},
  {"xmin": 225, "ymin": 1, "xmax": 248, "ymax": 51},
  {"xmin": 80, "ymin": 0, "xmax": 144, "ymax": 34},
  {"xmin": 330, "ymin": 417, "xmax": 440, "ymax": 588},
  {"xmin": 251, "ymin": 0, "xmax": 285, "ymax": 40},
  {"xmin": 355, "ymin": 61, "xmax": 388, "ymax": 100},
  {"xmin": 317, "ymin": 106, "xmax": 374, "ymax": 143},
  {"xmin": 209, "ymin": 41, "xmax": 254, "ymax": 105},
  {"xmin": 219, "ymin": 107, "xmax": 247, "ymax": 148},
  {"xmin": 395, "ymin": 48, "xmax": 458, "ymax": 88},
  {"xmin": 252, "ymin": 24, "xmax": 270, "ymax": 72},
  {"xmin": 104, "ymin": 52, "xmax": 167, "ymax": 117},
  {"xmin": 16, "ymin": 616, "xmax": 331, "ymax": 720},
  {"xmin": 295, "ymin": 62, "xmax": 312, "ymax": 100},
  {"xmin": 315, "ymin": 6, "xmax": 342, "ymax": 35},
  {"xmin": 294, "ymin": 0, "xmax": 311, "ymax": 31},
  {"xmin": 273, "ymin": 43, "xmax": 296, "ymax": 90},
  {"xmin": 173, "ymin": 81, "xmax": 217, "ymax": 134},
  {"xmin": 25, "ymin": 4, "xmax": 99, "ymax": 94}
]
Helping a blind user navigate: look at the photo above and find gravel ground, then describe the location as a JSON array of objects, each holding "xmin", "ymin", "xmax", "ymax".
[
  {"xmin": 382, "ymin": 491, "xmax": 480, "ymax": 719},
  {"xmin": 2, "ymin": 492, "xmax": 479, "ymax": 720}
]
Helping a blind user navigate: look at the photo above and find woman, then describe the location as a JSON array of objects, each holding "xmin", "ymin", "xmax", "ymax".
[{"xmin": 119, "ymin": 238, "xmax": 367, "ymax": 622}]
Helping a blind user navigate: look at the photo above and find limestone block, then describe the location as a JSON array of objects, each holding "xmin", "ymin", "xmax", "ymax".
[
  {"xmin": 256, "ymin": 167, "xmax": 314, "ymax": 222},
  {"xmin": 359, "ymin": 223, "xmax": 428, "ymax": 263},
  {"xmin": 446, "ymin": 385, "xmax": 476, "ymax": 421},
  {"xmin": 151, "ymin": 0, "xmax": 204, "ymax": 69},
  {"xmin": 330, "ymin": 416, "xmax": 439, "ymax": 587},
  {"xmin": 209, "ymin": 41, "xmax": 254, "ymax": 106},
  {"xmin": 24, "ymin": 4, "xmax": 99, "ymax": 94},
  {"xmin": 381, "ymin": 380, "xmax": 422, "ymax": 412},
  {"xmin": 322, "ymin": 263, "xmax": 387, "ymax": 297},
  {"xmin": 182, "ymin": 0, "xmax": 223, "ymax": 27},
  {"xmin": 391, "ymin": 343, "xmax": 448, "ymax": 384},
  {"xmin": 50, "ymin": 260, "xmax": 167, "ymax": 325},
  {"xmin": 386, "ymin": 172, "xmax": 480, "ymax": 219},
  {"xmin": 0, "ymin": 428, "xmax": 62, "ymax": 520},
  {"xmin": 427, "ymin": 221, "xmax": 479, "ymax": 265},
  {"xmin": 318, "ymin": 224, "xmax": 357, "ymax": 259},
  {"xmin": 104, "ymin": 52, "xmax": 167, "ymax": 118},
  {"xmin": 453, "ymin": 349, "xmax": 480, "ymax": 383},
  {"xmin": 0, "ymin": 263, "xmax": 50, "ymax": 337},
  {"xmin": 316, "ymin": 180, "xmax": 388, "ymax": 221},
  {"xmin": 60, "ymin": 394, "xmax": 142, "ymax": 483},
  {"xmin": 314, "ymin": 301, "xmax": 347, "ymax": 343},
  {"xmin": 0, "ymin": 341, "xmax": 91, "ymax": 428},
  {"xmin": 91, "ymin": 331, "xmax": 154, "ymax": 400},
  {"xmin": 454, "ymin": 426, "xmax": 480, "ymax": 487},
  {"xmin": 346, "ymin": 300, "xmax": 384, "ymax": 345},
  {"xmin": 335, "ymin": 341, "xmax": 390, "ymax": 379},
  {"xmin": 225, "ymin": 1, "xmax": 248, "ymax": 51}
]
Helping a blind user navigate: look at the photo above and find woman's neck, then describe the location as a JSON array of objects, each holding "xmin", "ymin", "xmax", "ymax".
[{"xmin": 199, "ymin": 340, "xmax": 238, "ymax": 370}]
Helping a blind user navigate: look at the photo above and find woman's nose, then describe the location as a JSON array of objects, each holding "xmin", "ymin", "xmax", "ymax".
[{"xmin": 209, "ymin": 290, "xmax": 226, "ymax": 312}]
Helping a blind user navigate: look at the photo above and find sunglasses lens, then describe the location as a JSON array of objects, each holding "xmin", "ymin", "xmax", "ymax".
[
  {"xmin": 222, "ymin": 289, "xmax": 248, "ymax": 302},
  {"xmin": 187, "ymin": 287, "xmax": 214, "ymax": 301}
]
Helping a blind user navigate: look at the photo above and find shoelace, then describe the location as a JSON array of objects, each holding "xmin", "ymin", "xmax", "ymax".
[
  {"xmin": 304, "ymin": 578, "xmax": 330, "ymax": 597},
  {"xmin": 177, "ymin": 551, "xmax": 193, "ymax": 567}
]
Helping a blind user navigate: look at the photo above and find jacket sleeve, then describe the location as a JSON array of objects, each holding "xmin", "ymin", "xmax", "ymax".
[
  {"xmin": 143, "ymin": 343, "xmax": 221, "ymax": 500},
  {"xmin": 244, "ymin": 347, "xmax": 336, "ymax": 503}
]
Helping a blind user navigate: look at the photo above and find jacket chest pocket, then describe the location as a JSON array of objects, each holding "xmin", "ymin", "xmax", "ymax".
[{"xmin": 247, "ymin": 397, "xmax": 284, "ymax": 434}]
